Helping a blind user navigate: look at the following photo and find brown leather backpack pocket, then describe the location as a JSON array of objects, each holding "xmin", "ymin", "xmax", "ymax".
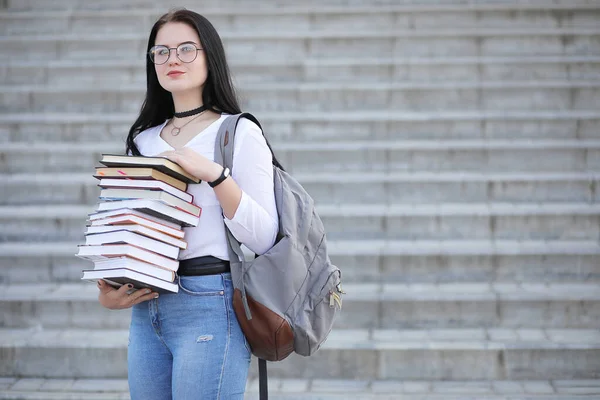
[{"xmin": 233, "ymin": 289, "xmax": 294, "ymax": 362}]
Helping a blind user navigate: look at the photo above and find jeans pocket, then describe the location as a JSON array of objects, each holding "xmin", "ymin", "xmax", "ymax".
[{"xmin": 178, "ymin": 275, "xmax": 225, "ymax": 296}]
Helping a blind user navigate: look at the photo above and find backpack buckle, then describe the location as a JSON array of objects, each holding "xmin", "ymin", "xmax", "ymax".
[{"xmin": 329, "ymin": 290, "xmax": 343, "ymax": 310}]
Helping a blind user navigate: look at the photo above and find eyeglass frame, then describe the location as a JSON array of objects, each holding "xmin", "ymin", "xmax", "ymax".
[{"xmin": 148, "ymin": 42, "xmax": 203, "ymax": 65}]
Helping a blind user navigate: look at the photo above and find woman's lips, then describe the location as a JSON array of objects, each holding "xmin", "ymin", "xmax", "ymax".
[{"xmin": 167, "ymin": 71, "xmax": 185, "ymax": 77}]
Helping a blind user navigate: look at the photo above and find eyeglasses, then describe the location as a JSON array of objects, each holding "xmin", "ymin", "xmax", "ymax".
[{"xmin": 148, "ymin": 43, "xmax": 203, "ymax": 65}]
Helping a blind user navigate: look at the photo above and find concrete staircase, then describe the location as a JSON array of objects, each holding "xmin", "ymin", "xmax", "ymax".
[{"xmin": 1, "ymin": 0, "xmax": 600, "ymax": 399}]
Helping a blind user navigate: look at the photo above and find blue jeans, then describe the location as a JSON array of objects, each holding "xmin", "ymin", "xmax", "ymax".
[{"xmin": 128, "ymin": 272, "xmax": 251, "ymax": 399}]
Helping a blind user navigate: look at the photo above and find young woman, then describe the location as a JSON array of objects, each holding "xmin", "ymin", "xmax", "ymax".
[{"xmin": 96, "ymin": 8, "xmax": 280, "ymax": 399}]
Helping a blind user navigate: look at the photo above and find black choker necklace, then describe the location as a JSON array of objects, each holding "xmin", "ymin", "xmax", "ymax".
[{"xmin": 173, "ymin": 104, "xmax": 209, "ymax": 118}]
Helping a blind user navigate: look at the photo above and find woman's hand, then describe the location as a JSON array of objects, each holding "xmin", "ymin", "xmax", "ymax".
[
  {"xmin": 97, "ymin": 280, "xmax": 159, "ymax": 310},
  {"xmin": 158, "ymin": 148, "xmax": 223, "ymax": 183}
]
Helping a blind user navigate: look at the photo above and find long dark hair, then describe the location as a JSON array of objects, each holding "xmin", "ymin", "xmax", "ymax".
[{"xmin": 125, "ymin": 8, "xmax": 283, "ymax": 170}]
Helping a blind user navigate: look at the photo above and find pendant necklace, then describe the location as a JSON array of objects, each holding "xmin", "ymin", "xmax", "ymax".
[{"xmin": 170, "ymin": 111, "xmax": 205, "ymax": 136}]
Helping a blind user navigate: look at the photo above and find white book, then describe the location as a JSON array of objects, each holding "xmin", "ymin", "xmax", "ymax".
[
  {"xmin": 76, "ymin": 244, "xmax": 179, "ymax": 271},
  {"xmin": 85, "ymin": 224, "xmax": 187, "ymax": 249},
  {"xmin": 98, "ymin": 178, "xmax": 193, "ymax": 202},
  {"xmin": 96, "ymin": 199, "xmax": 199, "ymax": 227},
  {"xmin": 93, "ymin": 256, "xmax": 175, "ymax": 282},
  {"xmin": 89, "ymin": 208, "xmax": 182, "ymax": 230},
  {"xmin": 100, "ymin": 188, "xmax": 201, "ymax": 216},
  {"xmin": 88, "ymin": 210, "xmax": 184, "ymax": 239},
  {"xmin": 84, "ymin": 230, "xmax": 179, "ymax": 259},
  {"xmin": 82, "ymin": 268, "xmax": 178, "ymax": 293}
]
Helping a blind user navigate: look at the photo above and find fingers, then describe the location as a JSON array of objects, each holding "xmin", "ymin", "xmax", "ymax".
[
  {"xmin": 97, "ymin": 282, "xmax": 158, "ymax": 309},
  {"xmin": 159, "ymin": 150, "xmax": 183, "ymax": 161},
  {"xmin": 116, "ymin": 282, "xmax": 134, "ymax": 295},
  {"xmin": 129, "ymin": 288, "xmax": 159, "ymax": 305},
  {"xmin": 97, "ymin": 279, "xmax": 116, "ymax": 294},
  {"xmin": 97, "ymin": 281, "xmax": 125, "ymax": 309}
]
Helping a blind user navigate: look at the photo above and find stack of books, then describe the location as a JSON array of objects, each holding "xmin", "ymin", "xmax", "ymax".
[{"xmin": 77, "ymin": 154, "xmax": 202, "ymax": 293}]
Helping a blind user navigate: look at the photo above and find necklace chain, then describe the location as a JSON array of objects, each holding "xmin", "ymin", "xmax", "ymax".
[{"xmin": 170, "ymin": 111, "xmax": 205, "ymax": 136}]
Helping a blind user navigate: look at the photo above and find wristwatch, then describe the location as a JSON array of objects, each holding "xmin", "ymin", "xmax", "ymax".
[{"xmin": 208, "ymin": 167, "xmax": 230, "ymax": 188}]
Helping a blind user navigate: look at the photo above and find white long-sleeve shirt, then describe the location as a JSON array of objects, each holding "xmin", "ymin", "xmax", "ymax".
[{"xmin": 133, "ymin": 114, "xmax": 278, "ymax": 260}]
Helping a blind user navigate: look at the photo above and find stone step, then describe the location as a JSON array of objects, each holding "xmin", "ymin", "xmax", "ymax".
[
  {"xmin": 1, "ymin": 111, "xmax": 598, "ymax": 142},
  {"xmin": 2, "ymin": 377, "xmax": 599, "ymax": 400},
  {"xmin": 5, "ymin": 0, "xmax": 599, "ymax": 11},
  {"xmin": 2, "ymin": 140, "xmax": 599, "ymax": 175},
  {"xmin": 0, "ymin": 240, "xmax": 598, "ymax": 285},
  {"xmin": 6, "ymin": 139, "xmax": 599, "ymax": 151},
  {"xmin": 1, "ymin": 327, "xmax": 598, "ymax": 379},
  {"xmin": 3, "ymin": 240, "xmax": 597, "ymax": 258},
  {"xmin": 4, "ymin": 56, "xmax": 600, "ymax": 86},
  {"xmin": 3, "ymin": 1, "xmax": 598, "ymax": 23},
  {"xmin": 9, "ymin": 27, "xmax": 598, "ymax": 41},
  {"xmin": 2, "ymin": 28, "xmax": 599, "ymax": 62},
  {"xmin": 318, "ymin": 203, "xmax": 600, "ymax": 241},
  {"xmin": 5, "ymin": 80, "xmax": 598, "ymax": 91},
  {"xmin": 1, "ymin": 7, "xmax": 599, "ymax": 36},
  {"xmin": 3, "ymin": 81, "xmax": 599, "ymax": 113},
  {"xmin": 1, "ymin": 202, "xmax": 599, "ymax": 242},
  {"xmin": 1, "ymin": 172, "xmax": 598, "ymax": 205},
  {"xmin": 2, "ymin": 282, "xmax": 599, "ymax": 330}
]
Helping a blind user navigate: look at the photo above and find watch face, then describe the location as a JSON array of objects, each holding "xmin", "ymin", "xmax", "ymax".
[{"xmin": 224, "ymin": 168, "xmax": 230, "ymax": 178}]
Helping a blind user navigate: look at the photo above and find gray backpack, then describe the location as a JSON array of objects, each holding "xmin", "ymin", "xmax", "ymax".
[{"xmin": 214, "ymin": 113, "xmax": 344, "ymax": 365}]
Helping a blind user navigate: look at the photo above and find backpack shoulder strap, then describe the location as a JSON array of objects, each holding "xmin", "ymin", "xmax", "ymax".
[
  {"xmin": 215, "ymin": 113, "xmax": 270, "ymax": 400},
  {"xmin": 214, "ymin": 112, "xmax": 262, "ymax": 171},
  {"xmin": 214, "ymin": 112, "xmax": 261, "ymax": 320}
]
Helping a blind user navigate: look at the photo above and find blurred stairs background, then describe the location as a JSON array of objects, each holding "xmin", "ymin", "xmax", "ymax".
[{"xmin": 0, "ymin": 0, "xmax": 599, "ymax": 399}]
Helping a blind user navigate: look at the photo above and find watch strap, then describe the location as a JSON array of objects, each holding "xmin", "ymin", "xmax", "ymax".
[{"xmin": 208, "ymin": 167, "xmax": 229, "ymax": 188}]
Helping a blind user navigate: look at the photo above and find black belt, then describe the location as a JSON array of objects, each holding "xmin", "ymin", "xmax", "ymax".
[{"xmin": 178, "ymin": 256, "xmax": 230, "ymax": 276}]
